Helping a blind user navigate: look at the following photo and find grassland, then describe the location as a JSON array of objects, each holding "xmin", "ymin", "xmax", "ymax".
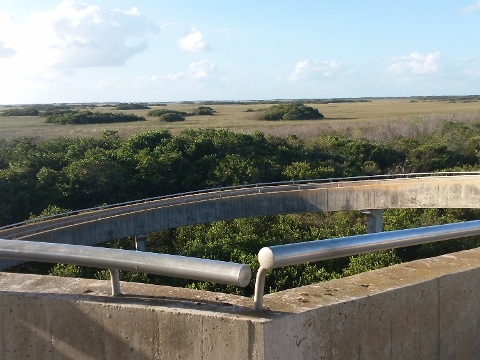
[{"xmin": 1, "ymin": 98, "xmax": 479, "ymax": 141}]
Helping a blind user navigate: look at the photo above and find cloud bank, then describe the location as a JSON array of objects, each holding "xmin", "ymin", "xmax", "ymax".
[
  {"xmin": 459, "ymin": 1, "xmax": 480, "ymax": 13},
  {"xmin": 0, "ymin": 0, "xmax": 158, "ymax": 74},
  {"xmin": 388, "ymin": 52, "xmax": 441, "ymax": 77}
]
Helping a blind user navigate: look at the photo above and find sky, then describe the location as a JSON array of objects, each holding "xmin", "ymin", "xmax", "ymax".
[{"xmin": 0, "ymin": 0, "xmax": 479, "ymax": 104}]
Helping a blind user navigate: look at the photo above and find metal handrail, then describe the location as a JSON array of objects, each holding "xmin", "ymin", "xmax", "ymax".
[
  {"xmin": 0, "ymin": 239, "xmax": 251, "ymax": 296},
  {"xmin": 253, "ymin": 220, "xmax": 480, "ymax": 310}
]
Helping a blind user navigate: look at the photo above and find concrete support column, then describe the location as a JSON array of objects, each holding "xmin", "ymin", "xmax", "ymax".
[
  {"xmin": 135, "ymin": 234, "xmax": 147, "ymax": 252},
  {"xmin": 361, "ymin": 209, "xmax": 384, "ymax": 233}
]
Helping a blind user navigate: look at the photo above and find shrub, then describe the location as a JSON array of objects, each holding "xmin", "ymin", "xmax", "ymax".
[
  {"xmin": 191, "ymin": 106, "xmax": 215, "ymax": 115},
  {"xmin": 1, "ymin": 108, "xmax": 40, "ymax": 116},
  {"xmin": 45, "ymin": 111, "xmax": 146, "ymax": 125},
  {"xmin": 147, "ymin": 109, "xmax": 188, "ymax": 117},
  {"xmin": 158, "ymin": 112, "xmax": 185, "ymax": 122},
  {"xmin": 258, "ymin": 102, "xmax": 324, "ymax": 121}
]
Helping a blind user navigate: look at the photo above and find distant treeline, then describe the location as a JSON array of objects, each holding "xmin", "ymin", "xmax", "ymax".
[
  {"xmin": 197, "ymin": 99, "xmax": 372, "ymax": 105},
  {"xmin": 114, "ymin": 103, "xmax": 151, "ymax": 110},
  {"xmin": 410, "ymin": 95, "xmax": 480, "ymax": 102}
]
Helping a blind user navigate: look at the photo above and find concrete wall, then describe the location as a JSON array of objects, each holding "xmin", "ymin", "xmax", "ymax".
[{"xmin": 1, "ymin": 246, "xmax": 479, "ymax": 359}]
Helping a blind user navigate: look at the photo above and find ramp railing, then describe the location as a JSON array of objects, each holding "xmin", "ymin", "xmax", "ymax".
[
  {"xmin": 253, "ymin": 220, "xmax": 480, "ymax": 310},
  {"xmin": 0, "ymin": 239, "xmax": 251, "ymax": 296}
]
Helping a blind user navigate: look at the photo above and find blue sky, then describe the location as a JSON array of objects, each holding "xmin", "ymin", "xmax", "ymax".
[{"xmin": 0, "ymin": 0, "xmax": 479, "ymax": 104}]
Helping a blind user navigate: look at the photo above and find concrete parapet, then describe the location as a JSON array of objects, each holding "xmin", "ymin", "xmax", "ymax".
[{"xmin": 1, "ymin": 246, "xmax": 479, "ymax": 359}]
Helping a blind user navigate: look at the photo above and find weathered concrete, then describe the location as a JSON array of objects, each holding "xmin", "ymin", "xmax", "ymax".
[
  {"xmin": 362, "ymin": 209, "xmax": 384, "ymax": 233},
  {"xmin": 1, "ymin": 246, "xmax": 479, "ymax": 359}
]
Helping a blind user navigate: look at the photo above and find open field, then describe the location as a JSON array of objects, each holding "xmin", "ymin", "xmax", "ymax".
[{"xmin": 1, "ymin": 98, "xmax": 479, "ymax": 141}]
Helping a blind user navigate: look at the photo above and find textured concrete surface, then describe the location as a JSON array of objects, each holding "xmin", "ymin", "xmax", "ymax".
[{"xmin": 1, "ymin": 246, "xmax": 479, "ymax": 359}]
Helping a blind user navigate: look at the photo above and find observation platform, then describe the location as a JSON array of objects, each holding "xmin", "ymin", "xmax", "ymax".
[{"xmin": 1, "ymin": 246, "xmax": 478, "ymax": 359}]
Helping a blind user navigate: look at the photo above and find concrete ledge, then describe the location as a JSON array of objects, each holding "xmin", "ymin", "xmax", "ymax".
[
  {"xmin": 1, "ymin": 246, "xmax": 479, "ymax": 359},
  {"xmin": 261, "ymin": 247, "xmax": 480, "ymax": 359}
]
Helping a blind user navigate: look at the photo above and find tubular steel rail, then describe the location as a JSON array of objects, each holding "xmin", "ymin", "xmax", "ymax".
[
  {"xmin": 253, "ymin": 220, "xmax": 480, "ymax": 310},
  {"xmin": 0, "ymin": 239, "xmax": 251, "ymax": 296}
]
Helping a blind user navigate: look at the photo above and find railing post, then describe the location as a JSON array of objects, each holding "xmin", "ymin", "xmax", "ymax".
[
  {"xmin": 109, "ymin": 269, "xmax": 121, "ymax": 296},
  {"xmin": 135, "ymin": 234, "xmax": 147, "ymax": 252},
  {"xmin": 253, "ymin": 266, "xmax": 269, "ymax": 311},
  {"xmin": 362, "ymin": 209, "xmax": 384, "ymax": 233}
]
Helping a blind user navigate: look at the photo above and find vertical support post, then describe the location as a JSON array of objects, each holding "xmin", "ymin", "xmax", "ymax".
[
  {"xmin": 253, "ymin": 267, "xmax": 269, "ymax": 311},
  {"xmin": 109, "ymin": 268, "xmax": 121, "ymax": 296},
  {"xmin": 135, "ymin": 234, "xmax": 147, "ymax": 252},
  {"xmin": 362, "ymin": 209, "xmax": 384, "ymax": 233}
]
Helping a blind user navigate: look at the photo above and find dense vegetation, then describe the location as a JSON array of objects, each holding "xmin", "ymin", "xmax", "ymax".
[
  {"xmin": 258, "ymin": 102, "xmax": 324, "ymax": 121},
  {"xmin": 147, "ymin": 109, "xmax": 188, "ymax": 117},
  {"xmin": 1, "ymin": 107, "xmax": 40, "ymax": 116},
  {"xmin": 147, "ymin": 106, "xmax": 214, "ymax": 119},
  {"xmin": 44, "ymin": 110, "xmax": 146, "ymax": 125},
  {"xmin": 2, "ymin": 118, "xmax": 480, "ymax": 295}
]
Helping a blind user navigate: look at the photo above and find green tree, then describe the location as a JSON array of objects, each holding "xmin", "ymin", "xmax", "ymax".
[{"xmin": 342, "ymin": 250, "xmax": 401, "ymax": 277}]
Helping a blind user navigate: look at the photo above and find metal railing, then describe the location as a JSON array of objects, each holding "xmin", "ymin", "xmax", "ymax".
[
  {"xmin": 0, "ymin": 239, "xmax": 251, "ymax": 296},
  {"xmin": 253, "ymin": 220, "xmax": 480, "ymax": 310}
]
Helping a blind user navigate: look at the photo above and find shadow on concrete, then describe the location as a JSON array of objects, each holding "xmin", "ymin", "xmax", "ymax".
[
  {"xmin": 0, "ymin": 291, "xmax": 153, "ymax": 359},
  {"xmin": 0, "ymin": 289, "xmax": 286, "ymax": 358}
]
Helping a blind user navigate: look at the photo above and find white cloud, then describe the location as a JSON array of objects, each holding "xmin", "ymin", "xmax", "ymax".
[
  {"xmin": 0, "ymin": 41, "xmax": 16, "ymax": 58},
  {"xmin": 96, "ymin": 60, "xmax": 219, "ymax": 89},
  {"xmin": 388, "ymin": 51, "xmax": 441, "ymax": 77},
  {"xmin": 189, "ymin": 60, "xmax": 217, "ymax": 80},
  {"xmin": 0, "ymin": 12, "xmax": 17, "ymax": 50},
  {"xmin": 178, "ymin": 30, "xmax": 211, "ymax": 52},
  {"xmin": 288, "ymin": 59, "xmax": 344, "ymax": 81},
  {"xmin": 1, "ymin": 1, "xmax": 158, "ymax": 74},
  {"xmin": 459, "ymin": 1, "xmax": 480, "ymax": 13},
  {"xmin": 166, "ymin": 60, "xmax": 218, "ymax": 81}
]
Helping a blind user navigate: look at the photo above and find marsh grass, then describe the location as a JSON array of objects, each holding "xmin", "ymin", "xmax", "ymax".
[{"xmin": 1, "ymin": 99, "xmax": 479, "ymax": 141}]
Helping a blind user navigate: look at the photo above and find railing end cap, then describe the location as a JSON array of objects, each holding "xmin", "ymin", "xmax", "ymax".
[
  {"xmin": 258, "ymin": 247, "xmax": 275, "ymax": 269},
  {"xmin": 235, "ymin": 264, "xmax": 250, "ymax": 287}
]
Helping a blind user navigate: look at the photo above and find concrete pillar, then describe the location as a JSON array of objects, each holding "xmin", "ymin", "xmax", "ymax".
[
  {"xmin": 135, "ymin": 234, "xmax": 147, "ymax": 252},
  {"xmin": 361, "ymin": 209, "xmax": 384, "ymax": 233}
]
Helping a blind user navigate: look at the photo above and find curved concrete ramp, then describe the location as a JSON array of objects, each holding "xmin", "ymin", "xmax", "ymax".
[{"xmin": 1, "ymin": 174, "xmax": 480, "ymax": 249}]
